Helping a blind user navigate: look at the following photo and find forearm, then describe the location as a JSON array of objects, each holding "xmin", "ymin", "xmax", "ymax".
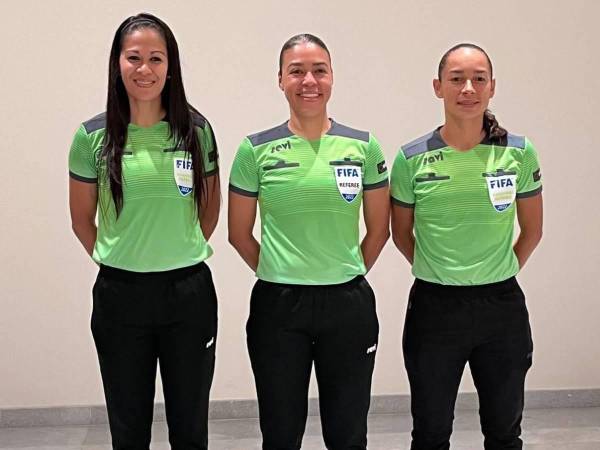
[
  {"xmin": 200, "ymin": 213, "xmax": 218, "ymax": 241},
  {"xmin": 229, "ymin": 234, "xmax": 260, "ymax": 272},
  {"xmin": 361, "ymin": 228, "xmax": 390, "ymax": 271},
  {"xmin": 392, "ymin": 232, "xmax": 415, "ymax": 265},
  {"xmin": 72, "ymin": 221, "xmax": 97, "ymax": 257},
  {"xmin": 513, "ymin": 229, "xmax": 542, "ymax": 269}
]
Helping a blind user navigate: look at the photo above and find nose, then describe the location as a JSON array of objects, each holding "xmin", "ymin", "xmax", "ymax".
[
  {"xmin": 461, "ymin": 79, "xmax": 475, "ymax": 93},
  {"xmin": 137, "ymin": 63, "xmax": 152, "ymax": 75},
  {"xmin": 302, "ymin": 71, "xmax": 317, "ymax": 85}
]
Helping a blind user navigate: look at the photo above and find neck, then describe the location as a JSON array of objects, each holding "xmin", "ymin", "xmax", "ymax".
[
  {"xmin": 288, "ymin": 111, "xmax": 330, "ymax": 140},
  {"xmin": 129, "ymin": 98, "xmax": 165, "ymax": 127},
  {"xmin": 440, "ymin": 115, "xmax": 486, "ymax": 151}
]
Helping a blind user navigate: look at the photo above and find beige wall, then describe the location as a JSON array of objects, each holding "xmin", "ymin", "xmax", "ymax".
[{"xmin": 1, "ymin": 0, "xmax": 599, "ymax": 408}]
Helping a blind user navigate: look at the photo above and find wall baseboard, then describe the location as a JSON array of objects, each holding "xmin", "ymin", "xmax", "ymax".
[{"xmin": 1, "ymin": 389, "xmax": 599, "ymax": 428}]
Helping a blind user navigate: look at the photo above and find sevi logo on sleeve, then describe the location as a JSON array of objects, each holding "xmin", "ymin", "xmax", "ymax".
[
  {"xmin": 333, "ymin": 165, "xmax": 362, "ymax": 203},
  {"xmin": 486, "ymin": 174, "xmax": 516, "ymax": 212},
  {"xmin": 174, "ymin": 158, "xmax": 193, "ymax": 196}
]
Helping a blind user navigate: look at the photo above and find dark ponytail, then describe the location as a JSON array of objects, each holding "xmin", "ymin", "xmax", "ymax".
[
  {"xmin": 483, "ymin": 109, "xmax": 507, "ymax": 143},
  {"xmin": 438, "ymin": 43, "xmax": 507, "ymax": 144}
]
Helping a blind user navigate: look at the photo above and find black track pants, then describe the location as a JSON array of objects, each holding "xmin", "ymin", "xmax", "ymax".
[
  {"xmin": 91, "ymin": 262, "xmax": 218, "ymax": 450},
  {"xmin": 247, "ymin": 276, "xmax": 379, "ymax": 450},
  {"xmin": 403, "ymin": 277, "xmax": 533, "ymax": 450}
]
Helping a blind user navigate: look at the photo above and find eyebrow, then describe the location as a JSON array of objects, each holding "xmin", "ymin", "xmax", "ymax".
[
  {"xmin": 123, "ymin": 49, "xmax": 167, "ymax": 56},
  {"xmin": 448, "ymin": 69, "xmax": 488, "ymax": 74},
  {"xmin": 287, "ymin": 61, "xmax": 329, "ymax": 68}
]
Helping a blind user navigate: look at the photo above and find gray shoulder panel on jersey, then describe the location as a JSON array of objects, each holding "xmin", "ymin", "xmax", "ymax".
[
  {"xmin": 83, "ymin": 112, "xmax": 107, "ymax": 134},
  {"xmin": 402, "ymin": 129, "xmax": 446, "ymax": 159},
  {"xmin": 506, "ymin": 133, "xmax": 526, "ymax": 149},
  {"xmin": 248, "ymin": 123, "xmax": 293, "ymax": 147},
  {"xmin": 327, "ymin": 121, "xmax": 369, "ymax": 143}
]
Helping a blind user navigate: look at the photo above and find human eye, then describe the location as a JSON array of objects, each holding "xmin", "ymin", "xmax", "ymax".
[
  {"xmin": 475, "ymin": 75, "xmax": 488, "ymax": 83},
  {"xmin": 127, "ymin": 55, "xmax": 141, "ymax": 62},
  {"xmin": 150, "ymin": 56, "xmax": 164, "ymax": 63},
  {"xmin": 450, "ymin": 76, "xmax": 463, "ymax": 83}
]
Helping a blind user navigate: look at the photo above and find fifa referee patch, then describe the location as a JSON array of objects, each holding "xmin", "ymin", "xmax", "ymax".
[
  {"xmin": 485, "ymin": 174, "xmax": 516, "ymax": 212},
  {"xmin": 333, "ymin": 165, "xmax": 362, "ymax": 203},
  {"xmin": 174, "ymin": 158, "xmax": 193, "ymax": 196}
]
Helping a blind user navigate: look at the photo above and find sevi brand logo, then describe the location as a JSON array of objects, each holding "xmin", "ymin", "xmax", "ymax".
[
  {"xmin": 271, "ymin": 140, "xmax": 292, "ymax": 153},
  {"xmin": 489, "ymin": 178, "xmax": 514, "ymax": 189},
  {"xmin": 422, "ymin": 152, "xmax": 444, "ymax": 165}
]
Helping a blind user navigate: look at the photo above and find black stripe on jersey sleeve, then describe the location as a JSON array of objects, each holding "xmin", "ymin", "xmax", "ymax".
[
  {"xmin": 204, "ymin": 167, "xmax": 219, "ymax": 177},
  {"xmin": 363, "ymin": 179, "xmax": 389, "ymax": 191},
  {"xmin": 69, "ymin": 171, "xmax": 97, "ymax": 183},
  {"xmin": 391, "ymin": 196, "xmax": 415, "ymax": 208},
  {"xmin": 229, "ymin": 183, "xmax": 258, "ymax": 197},
  {"xmin": 516, "ymin": 186, "xmax": 543, "ymax": 199}
]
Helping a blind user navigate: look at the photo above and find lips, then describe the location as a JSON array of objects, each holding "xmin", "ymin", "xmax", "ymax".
[{"xmin": 134, "ymin": 79, "xmax": 156, "ymax": 88}]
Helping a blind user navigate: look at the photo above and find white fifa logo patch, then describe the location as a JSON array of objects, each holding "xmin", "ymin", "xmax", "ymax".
[
  {"xmin": 206, "ymin": 337, "xmax": 215, "ymax": 349},
  {"xmin": 366, "ymin": 343, "xmax": 377, "ymax": 354},
  {"xmin": 333, "ymin": 165, "xmax": 362, "ymax": 203},
  {"xmin": 174, "ymin": 157, "xmax": 193, "ymax": 196}
]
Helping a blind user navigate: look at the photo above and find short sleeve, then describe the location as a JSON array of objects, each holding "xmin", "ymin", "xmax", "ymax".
[
  {"xmin": 390, "ymin": 148, "xmax": 415, "ymax": 207},
  {"xmin": 516, "ymin": 137, "xmax": 542, "ymax": 198},
  {"xmin": 229, "ymin": 138, "xmax": 259, "ymax": 197},
  {"xmin": 363, "ymin": 134, "xmax": 389, "ymax": 190},
  {"xmin": 68, "ymin": 124, "xmax": 98, "ymax": 183},
  {"xmin": 199, "ymin": 121, "xmax": 219, "ymax": 177}
]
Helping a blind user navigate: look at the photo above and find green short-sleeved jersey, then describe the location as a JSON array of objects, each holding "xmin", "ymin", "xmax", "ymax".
[
  {"xmin": 68, "ymin": 112, "xmax": 218, "ymax": 272},
  {"xmin": 229, "ymin": 120, "xmax": 389, "ymax": 285},
  {"xmin": 391, "ymin": 128, "xmax": 542, "ymax": 285}
]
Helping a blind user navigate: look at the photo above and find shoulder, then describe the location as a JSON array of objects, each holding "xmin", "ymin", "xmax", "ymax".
[
  {"xmin": 81, "ymin": 112, "xmax": 106, "ymax": 134},
  {"xmin": 189, "ymin": 109, "xmax": 210, "ymax": 129},
  {"xmin": 327, "ymin": 121, "xmax": 370, "ymax": 143},
  {"xmin": 246, "ymin": 122, "xmax": 293, "ymax": 147},
  {"xmin": 401, "ymin": 129, "xmax": 446, "ymax": 159}
]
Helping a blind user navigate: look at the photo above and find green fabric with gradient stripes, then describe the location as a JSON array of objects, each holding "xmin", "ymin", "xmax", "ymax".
[
  {"xmin": 229, "ymin": 120, "xmax": 388, "ymax": 285},
  {"xmin": 68, "ymin": 113, "xmax": 218, "ymax": 272},
  {"xmin": 391, "ymin": 129, "xmax": 542, "ymax": 285}
]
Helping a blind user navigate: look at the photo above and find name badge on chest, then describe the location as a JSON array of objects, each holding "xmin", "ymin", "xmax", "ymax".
[
  {"xmin": 174, "ymin": 158, "xmax": 193, "ymax": 196},
  {"xmin": 333, "ymin": 165, "xmax": 362, "ymax": 203},
  {"xmin": 486, "ymin": 174, "xmax": 516, "ymax": 212}
]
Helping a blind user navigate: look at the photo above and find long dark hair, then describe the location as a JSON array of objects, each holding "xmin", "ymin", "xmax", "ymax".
[
  {"xmin": 102, "ymin": 13, "xmax": 213, "ymax": 216},
  {"xmin": 278, "ymin": 33, "xmax": 331, "ymax": 74},
  {"xmin": 437, "ymin": 43, "xmax": 507, "ymax": 143}
]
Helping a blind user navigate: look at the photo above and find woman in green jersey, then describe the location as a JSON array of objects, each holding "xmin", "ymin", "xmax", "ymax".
[
  {"xmin": 391, "ymin": 43, "xmax": 543, "ymax": 450},
  {"xmin": 229, "ymin": 34, "xmax": 390, "ymax": 449},
  {"xmin": 68, "ymin": 13, "xmax": 219, "ymax": 449}
]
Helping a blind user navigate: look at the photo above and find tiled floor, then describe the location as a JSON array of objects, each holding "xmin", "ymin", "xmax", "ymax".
[{"xmin": 1, "ymin": 408, "xmax": 599, "ymax": 449}]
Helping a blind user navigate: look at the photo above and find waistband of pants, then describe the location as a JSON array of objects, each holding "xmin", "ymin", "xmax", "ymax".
[
  {"xmin": 98, "ymin": 261, "xmax": 208, "ymax": 283},
  {"xmin": 256, "ymin": 275, "xmax": 365, "ymax": 291},
  {"xmin": 414, "ymin": 276, "xmax": 519, "ymax": 298}
]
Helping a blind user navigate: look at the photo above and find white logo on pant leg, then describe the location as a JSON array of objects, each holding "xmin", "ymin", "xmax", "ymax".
[
  {"xmin": 206, "ymin": 337, "xmax": 214, "ymax": 348},
  {"xmin": 366, "ymin": 343, "xmax": 377, "ymax": 354},
  {"xmin": 333, "ymin": 165, "xmax": 362, "ymax": 203}
]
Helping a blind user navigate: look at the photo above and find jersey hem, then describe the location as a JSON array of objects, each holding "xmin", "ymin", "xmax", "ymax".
[
  {"xmin": 69, "ymin": 171, "xmax": 97, "ymax": 183},
  {"xmin": 256, "ymin": 272, "xmax": 365, "ymax": 286},
  {"xmin": 412, "ymin": 270, "xmax": 519, "ymax": 286},
  {"xmin": 229, "ymin": 183, "xmax": 258, "ymax": 197},
  {"xmin": 516, "ymin": 185, "xmax": 542, "ymax": 199}
]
